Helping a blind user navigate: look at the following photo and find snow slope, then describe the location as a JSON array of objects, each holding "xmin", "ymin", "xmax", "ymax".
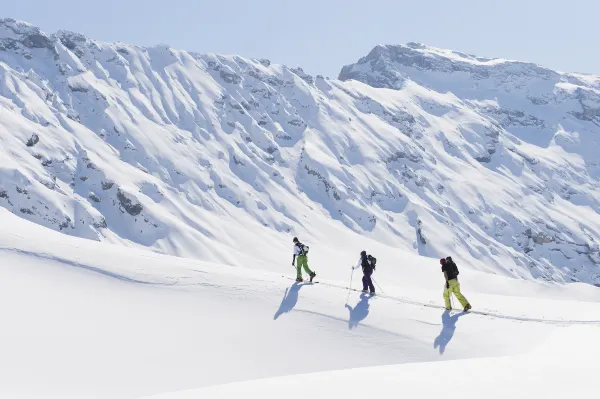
[
  {"xmin": 1, "ymin": 19, "xmax": 600, "ymax": 285},
  {"xmin": 145, "ymin": 326, "xmax": 599, "ymax": 399},
  {"xmin": 1, "ymin": 208, "xmax": 600, "ymax": 398}
]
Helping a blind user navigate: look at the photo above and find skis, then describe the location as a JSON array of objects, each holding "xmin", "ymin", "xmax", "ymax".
[
  {"xmin": 345, "ymin": 286, "xmax": 376, "ymax": 296},
  {"xmin": 283, "ymin": 276, "xmax": 319, "ymax": 284},
  {"xmin": 447, "ymin": 309, "xmax": 471, "ymax": 315}
]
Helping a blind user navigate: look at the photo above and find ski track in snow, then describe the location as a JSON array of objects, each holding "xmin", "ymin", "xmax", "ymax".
[
  {"xmin": 281, "ymin": 276, "xmax": 600, "ymax": 325},
  {"xmin": 0, "ymin": 247, "xmax": 164, "ymax": 285}
]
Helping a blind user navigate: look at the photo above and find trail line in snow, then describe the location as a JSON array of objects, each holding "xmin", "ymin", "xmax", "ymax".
[
  {"xmin": 0, "ymin": 247, "xmax": 177, "ymax": 286},
  {"xmin": 282, "ymin": 276, "xmax": 600, "ymax": 325}
]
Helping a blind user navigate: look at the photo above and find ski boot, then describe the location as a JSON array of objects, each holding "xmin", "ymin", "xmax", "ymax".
[
  {"xmin": 369, "ymin": 291, "xmax": 376, "ymax": 296},
  {"xmin": 309, "ymin": 272, "xmax": 316, "ymax": 282},
  {"xmin": 464, "ymin": 304, "xmax": 472, "ymax": 312},
  {"xmin": 361, "ymin": 289, "xmax": 368, "ymax": 293},
  {"xmin": 296, "ymin": 277, "xmax": 303, "ymax": 282}
]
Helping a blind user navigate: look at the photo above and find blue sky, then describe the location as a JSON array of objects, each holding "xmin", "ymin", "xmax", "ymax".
[{"xmin": 4, "ymin": 0, "xmax": 599, "ymax": 77}]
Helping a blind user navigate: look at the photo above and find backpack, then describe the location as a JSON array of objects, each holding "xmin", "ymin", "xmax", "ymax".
[
  {"xmin": 367, "ymin": 255, "xmax": 377, "ymax": 270},
  {"xmin": 445, "ymin": 256, "xmax": 459, "ymax": 279},
  {"xmin": 296, "ymin": 242, "xmax": 309, "ymax": 256}
]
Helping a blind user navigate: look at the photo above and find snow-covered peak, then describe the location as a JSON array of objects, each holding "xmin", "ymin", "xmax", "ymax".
[
  {"xmin": 1, "ymin": 20, "xmax": 599, "ymax": 285},
  {"xmin": 340, "ymin": 43, "xmax": 568, "ymax": 90},
  {"xmin": 0, "ymin": 18, "xmax": 42, "ymax": 36},
  {"xmin": 342, "ymin": 42, "xmax": 600, "ymax": 96},
  {"xmin": 0, "ymin": 18, "xmax": 55, "ymax": 50}
]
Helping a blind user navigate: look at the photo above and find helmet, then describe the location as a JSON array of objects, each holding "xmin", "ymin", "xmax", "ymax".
[
  {"xmin": 440, "ymin": 258, "xmax": 446, "ymax": 265},
  {"xmin": 360, "ymin": 250, "xmax": 367, "ymax": 257},
  {"xmin": 293, "ymin": 237, "xmax": 299, "ymax": 243}
]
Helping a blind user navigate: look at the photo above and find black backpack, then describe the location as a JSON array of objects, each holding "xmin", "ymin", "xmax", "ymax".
[
  {"xmin": 367, "ymin": 255, "xmax": 377, "ymax": 270},
  {"xmin": 445, "ymin": 256, "xmax": 459, "ymax": 279},
  {"xmin": 296, "ymin": 242, "xmax": 309, "ymax": 256}
]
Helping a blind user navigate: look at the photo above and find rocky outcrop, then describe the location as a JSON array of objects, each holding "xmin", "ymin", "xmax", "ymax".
[{"xmin": 117, "ymin": 189, "xmax": 143, "ymax": 216}]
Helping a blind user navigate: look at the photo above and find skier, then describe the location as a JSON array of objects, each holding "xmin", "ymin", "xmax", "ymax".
[
  {"xmin": 352, "ymin": 250, "xmax": 376, "ymax": 295},
  {"xmin": 292, "ymin": 237, "xmax": 316, "ymax": 282},
  {"xmin": 440, "ymin": 256, "xmax": 471, "ymax": 312}
]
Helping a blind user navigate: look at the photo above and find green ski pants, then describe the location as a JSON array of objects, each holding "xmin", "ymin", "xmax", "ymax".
[
  {"xmin": 296, "ymin": 255, "xmax": 313, "ymax": 279},
  {"xmin": 443, "ymin": 279, "xmax": 470, "ymax": 309}
]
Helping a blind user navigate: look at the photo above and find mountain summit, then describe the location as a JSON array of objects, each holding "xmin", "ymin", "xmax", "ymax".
[{"xmin": 0, "ymin": 19, "xmax": 599, "ymax": 283}]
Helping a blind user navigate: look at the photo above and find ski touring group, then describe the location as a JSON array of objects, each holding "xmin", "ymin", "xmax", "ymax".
[{"xmin": 291, "ymin": 237, "xmax": 472, "ymax": 312}]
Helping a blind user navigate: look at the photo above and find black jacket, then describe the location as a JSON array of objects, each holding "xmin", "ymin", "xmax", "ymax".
[
  {"xmin": 442, "ymin": 260, "xmax": 459, "ymax": 280},
  {"xmin": 360, "ymin": 256, "xmax": 375, "ymax": 274}
]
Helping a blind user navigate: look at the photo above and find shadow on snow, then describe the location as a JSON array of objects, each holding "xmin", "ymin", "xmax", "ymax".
[
  {"xmin": 273, "ymin": 282, "xmax": 307, "ymax": 320},
  {"xmin": 433, "ymin": 310, "xmax": 468, "ymax": 354},
  {"xmin": 345, "ymin": 292, "xmax": 374, "ymax": 329}
]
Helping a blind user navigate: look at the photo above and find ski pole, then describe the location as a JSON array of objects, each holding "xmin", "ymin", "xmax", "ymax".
[
  {"xmin": 346, "ymin": 268, "xmax": 354, "ymax": 304},
  {"xmin": 372, "ymin": 277, "xmax": 384, "ymax": 294}
]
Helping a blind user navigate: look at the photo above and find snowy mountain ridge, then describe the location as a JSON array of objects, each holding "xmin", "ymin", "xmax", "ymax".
[
  {"xmin": 340, "ymin": 42, "xmax": 600, "ymax": 91},
  {"xmin": 1, "ymin": 18, "xmax": 600, "ymax": 284}
]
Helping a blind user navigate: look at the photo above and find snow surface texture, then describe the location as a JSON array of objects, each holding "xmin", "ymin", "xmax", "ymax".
[
  {"xmin": 1, "ymin": 19, "xmax": 600, "ymax": 285},
  {"xmin": 147, "ymin": 326, "xmax": 599, "ymax": 399},
  {"xmin": 1, "ymin": 208, "xmax": 599, "ymax": 399}
]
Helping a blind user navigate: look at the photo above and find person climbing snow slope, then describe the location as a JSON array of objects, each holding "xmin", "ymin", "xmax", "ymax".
[
  {"xmin": 441, "ymin": 256, "xmax": 472, "ymax": 312},
  {"xmin": 352, "ymin": 250, "xmax": 376, "ymax": 295},
  {"xmin": 292, "ymin": 237, "xmax": 316, "ymax": 282}
]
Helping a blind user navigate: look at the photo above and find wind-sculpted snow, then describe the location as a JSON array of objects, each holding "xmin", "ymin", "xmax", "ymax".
[{"xmin": 1, "ymin": 18, "xmax": 599, "ymax": 284}]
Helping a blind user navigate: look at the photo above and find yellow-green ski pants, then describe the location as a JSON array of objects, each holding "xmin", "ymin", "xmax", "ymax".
[
  {"xmin": 296, "ymin": 255, "xmax": 313, "ymax": 279},
  {"xmin": 443, "ymin": 279, "xmax": 470, "ymax": 309}
]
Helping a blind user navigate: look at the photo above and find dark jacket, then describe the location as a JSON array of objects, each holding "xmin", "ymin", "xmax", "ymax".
[
  {"xmin": 442, "ymin": 259, "xmax": 459, "ymax": 280},
  {"xmin": 360, "ymin": 255, "xmax": 375, "ymax": 274}
]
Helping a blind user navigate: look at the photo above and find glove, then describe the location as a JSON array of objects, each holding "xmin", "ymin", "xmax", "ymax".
[{"xmin": 445, "ymin": 282, "xmax": 450, "ymax": 289}]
